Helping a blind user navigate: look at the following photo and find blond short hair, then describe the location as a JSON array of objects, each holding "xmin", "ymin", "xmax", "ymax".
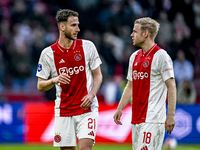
[{"xmin": 134, "ymin": 17, "xmax": 160, "ymax": 39}]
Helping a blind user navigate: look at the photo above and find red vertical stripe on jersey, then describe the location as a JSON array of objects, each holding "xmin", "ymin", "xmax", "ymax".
[
  {"xmin": 51, "ymin": 39, "xmax": 91, "ymax": 116},
  {"xmin": 132, "ymin": 45, "xmax": 161, "ymax": 124}
]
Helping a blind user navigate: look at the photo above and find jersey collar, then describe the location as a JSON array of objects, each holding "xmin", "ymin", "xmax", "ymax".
[
  {"xmin": 56, "ymin": 39, "xmax": 76, "ymax": 52},
  {"xmin": 142, "ymin": 43, "xmax": 157, "ymax": 56}
]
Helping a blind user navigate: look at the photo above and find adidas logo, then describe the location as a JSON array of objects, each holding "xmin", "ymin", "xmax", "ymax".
[
  {"xmin": 88, "ymin": 131, "xmax": 94, "ymax": 136},
  {"xmin": 59, "ymin": 59, "xmax": 65, "ymax": 64},
  {"xmin": 141, "ymin": 146, "xmax": 148, "ymax": 150},
  {"xmin": 134, "ymin": 62, "xmax": 138, "ymax": 66}
]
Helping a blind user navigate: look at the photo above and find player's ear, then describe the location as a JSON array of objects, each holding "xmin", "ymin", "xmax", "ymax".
[
  {"xmin": 59, "ymin": 22, "xmax": 66, "ymax": 32},
  {"xmin": 143, "ymin": 30, "xmax": 148, "ymax": 38}
]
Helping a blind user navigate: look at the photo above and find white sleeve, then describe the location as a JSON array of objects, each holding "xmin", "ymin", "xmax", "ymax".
[
  {"xmin": 83, "ymin": 40, "xmax": 102, "ymax": 70},
  {"xmin": 126, "ymin": 51, "xmax": 139, "ymax": 81},
  {"xmin": 158, "ymin": 50, "xmax": 174, "ymax": 81},
  {"xmin": 36, "ymin": 48, "xmax": 51, "ymax": 79}
]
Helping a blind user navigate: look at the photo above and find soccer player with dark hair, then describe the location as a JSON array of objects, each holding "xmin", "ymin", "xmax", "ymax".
[{"xmin": 36, "ymin": 9, "xmax": 102, "ymax": 150}]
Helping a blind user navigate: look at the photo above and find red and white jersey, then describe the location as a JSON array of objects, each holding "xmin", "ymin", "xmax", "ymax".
[
  {"xmin": 127, "ymin": 44, "xmax": 174, "ymax": 124},
  {"xmin": 36, "ymin": 39, "xmax": 102, "ymax": 117}
]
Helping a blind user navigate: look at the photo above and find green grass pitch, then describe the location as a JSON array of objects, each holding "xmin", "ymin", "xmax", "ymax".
[{"xmin": 0, "ymin": 144, "xmax": 200, "ymax": 150}]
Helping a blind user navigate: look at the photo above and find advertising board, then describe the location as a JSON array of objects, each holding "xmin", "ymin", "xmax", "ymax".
[{"xmin": 0, "ymin": 102, "xmax": 200, "ymax": 144}]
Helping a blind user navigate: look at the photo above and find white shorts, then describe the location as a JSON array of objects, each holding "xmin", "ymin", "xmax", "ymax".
[
  {"xmin": 54, "ymin": 107, "xmax": 98, "ymax": 147},
  {"xmin": 132, "ymin": 123, "xmax": 165, "ymax": 150}
]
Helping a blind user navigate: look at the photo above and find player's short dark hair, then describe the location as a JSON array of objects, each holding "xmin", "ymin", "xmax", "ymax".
[{"xmin": 56, "ymin": 9, "xmax": 79, "ymax": 23}]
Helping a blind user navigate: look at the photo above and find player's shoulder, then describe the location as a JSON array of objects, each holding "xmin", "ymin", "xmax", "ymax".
[
  {"xmin": 155, "ymin": 49, "xmax": 168, "ymax": 55},
  {"xmin": 40, "ymin": 46, "xmax": 53, "ymax": 56},
  {"xmin": 130, "ymin": 49, "xmax": 140, "ymax": 59},
  {"xmin": 81, "ymin": 39, "xmax": 96, "ymax": 52},
  {"xmin": 155, "ymin": 49, "xmax": 171, "ymax": 59},
  {"xmin": 154, "ymin": 49, "xmax": 172, "ymax": 64},
  {"xmin": 81, "ymin": 39, "xmax": 95, "ymax": 46}
]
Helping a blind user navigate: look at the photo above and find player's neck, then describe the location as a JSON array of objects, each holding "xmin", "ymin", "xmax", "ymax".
[
  {"xmin": 58, "ymin": 37, "xmax": 74, "ymax": 49},
  {"xmin": 142, "ymin": 40, "xmax": 155, "ymax": 53}
]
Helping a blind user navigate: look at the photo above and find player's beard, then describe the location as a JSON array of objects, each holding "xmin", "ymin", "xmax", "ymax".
[{"xmin": 64, "ymin": 30, "xmax": 76, "ymax": 40}]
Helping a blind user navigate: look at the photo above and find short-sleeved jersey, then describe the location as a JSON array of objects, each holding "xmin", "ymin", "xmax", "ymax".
[
  {"xmin": 127, "ymin": 44, "xmax": 174, "ymax": 124},
  {"xmin": 36, "ymin": 39, "xmax": 102, "ymax": 117}
]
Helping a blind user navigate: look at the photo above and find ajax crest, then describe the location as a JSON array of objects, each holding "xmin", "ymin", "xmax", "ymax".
[
  {"xmin": 54, "ymin": 134, "xmax": 62, "ymax": 143},
  {"xmin": 74, "ymin": 53, "xmax": 82, "ymax": 61},
  {"xmin": 143, "ymin": 60, "xmax": 149, "ymax": 68}
]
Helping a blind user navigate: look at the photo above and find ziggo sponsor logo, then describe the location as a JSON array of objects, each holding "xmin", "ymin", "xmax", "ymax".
[
  {"xmin": 59, "ymin": 66, "xmax": 84, "ymax": 75},
  {"xmin": 133, "ymin": 70, "xmax": 148, "ymax": 80}
]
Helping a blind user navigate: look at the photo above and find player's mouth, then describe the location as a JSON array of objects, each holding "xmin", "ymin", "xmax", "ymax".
[{"xmin": 73, "ymin": 33, "xmax": 78, "ymax": 38}]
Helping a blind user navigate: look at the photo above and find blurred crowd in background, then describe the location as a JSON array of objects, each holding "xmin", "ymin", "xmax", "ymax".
[{"xmin": 0, "ymin": 0, "xmax": 200, "ymax": 105}]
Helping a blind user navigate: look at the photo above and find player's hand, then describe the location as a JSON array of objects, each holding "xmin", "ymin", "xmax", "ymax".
[
  {"xmin": 113, "ymin": 110, "xmax": 122, "ymax": 125},
  {"xmin": 80, "ymin": 93, "xmax": 95, "ymax": 108},
  {"xmin": 165, "ymin": 115, "xmax": 175, "ymax": 134},
  {"xmin": 52, "ymin": 73, "xmax": 70, "ymax": 84}
]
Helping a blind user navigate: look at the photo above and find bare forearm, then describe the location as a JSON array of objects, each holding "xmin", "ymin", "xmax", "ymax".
[
  {"xmin": 167, "ymin": 89, "xmax": 176, "ymax": 116},
  {"xmin": 165, "ymin": 78, "xmax": 176, "ymax": 134},
  {"xmin": 89, "ymin": 66, "xmax": 103, "ymax": 97},
  {"xmin": 37, "ymin": 78, "xmax": 55, "ymax": 91},
  {"xmin": 113, "ymin": 80, "xmax": 132, "ymax": 125},
  {"xmin": 89, "ymin": 73, "xmax": 102, "ymax": 97},
  {"xmin": 37, "ymin": 74, "xmax": 70, "ymax": 91},
  {"xmin": 117, "ymin": 81, "xmax": 132, "ymax": 111},
  {"xmin": 166, "ymin": 79, "xmax": 176, "ymax": 116},
  {"xmin": 80, "ymin": 67, "xmax": 103, "ymax": 108}
]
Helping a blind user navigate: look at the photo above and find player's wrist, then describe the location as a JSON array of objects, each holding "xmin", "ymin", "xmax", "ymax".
[
  {"xmin": 89, "ymin": 92, "xmax": 96, "ymax": 98},
  {"xmin": 167, "ymin": 111, "xmax": 175, "ymax": 116},
  {"xmin": 167, "ymin": 114, "xmax": 175, "ymax": 118},
  {"xmin": 50, "ymin": 78, "xmax": 56, "ymax": 84},
  {"xmin": 117, "ymin": 109, "xmax": 123, "ymax": 112}
]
